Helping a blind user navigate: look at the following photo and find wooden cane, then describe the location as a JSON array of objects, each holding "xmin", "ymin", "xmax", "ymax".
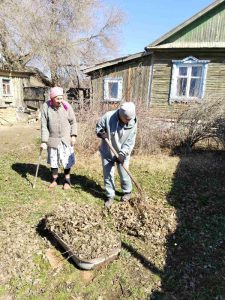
[
  {"xmin": 104, "ymin": 138, "xmax": 143, "ymax": 195},
  {"xmin": 33, "ymin": 148, "xmax": 43, "ymax": 189}
]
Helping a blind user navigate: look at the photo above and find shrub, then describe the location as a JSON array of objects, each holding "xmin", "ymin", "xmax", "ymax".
[
  {"xmin": 76, "ymin": 97, "xmax": 225, "ymax": 155},
  {"xmin": 76, "ymin": 105, "xmax": 179, "ymax": 155},
  {"xmin": 75, "ymin": 109, "xmax": 100, "ymax": 154},
  {"xmin": 174, "ymin": 96, "xmax": 225, "ymax": 151}
]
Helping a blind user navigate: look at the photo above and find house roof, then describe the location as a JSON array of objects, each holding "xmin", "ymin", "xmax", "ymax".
[
  {"xmin": 145, "ymin": 0, "xmax": 225, "ymax": 49},
  {"xmin": 0, "ymin": 66, "xmax": 52, "ymax": 85},
  {"xmin": 26, "ymin": 67, "xmax": 52, "ymax": 86},
  {"xmin": 82, "ymin": 51, "xmax": 151, "ymax": 74},
  {"xmin": 149, "ymin": 42, "xmax": 225, "ymax": 49},
  {"xmin": 83, "ymin": 0, "xmax": 225, "ymax": 75},
  {"xmin": 0, "ymin": 68, "xmax": 35, "ymax": 77}
]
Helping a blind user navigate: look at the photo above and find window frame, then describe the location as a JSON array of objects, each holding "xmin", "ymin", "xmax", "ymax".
[
  {"xmin": 103, "ymin": 77, "xmax": 123, "ymax": 102},
  {"xmin": 2, "ymin": 78, "xmax": 12, "ymax": 96},
  {"xmin": 169, "ymin": 56, "xmax": 210, "ymax": 104}
]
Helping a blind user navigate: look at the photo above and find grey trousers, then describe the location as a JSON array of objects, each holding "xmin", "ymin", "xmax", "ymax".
[{"xmin": 101, "ymin": 156, "xmax": 132, "ymax": 198}]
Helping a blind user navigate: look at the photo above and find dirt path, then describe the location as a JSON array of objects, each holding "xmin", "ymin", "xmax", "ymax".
[{"xmin": 0, "ymin": 123, "xmax": 40, "ymax": 155}]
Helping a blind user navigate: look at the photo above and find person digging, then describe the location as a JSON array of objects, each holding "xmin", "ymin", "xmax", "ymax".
[
  {"xmin": 40, "ymin": 86, "xmax": 77, "ymax": 189},
  {"xmin": 96, "ymin": 102, "xmax": 137, "ymax": 208}
]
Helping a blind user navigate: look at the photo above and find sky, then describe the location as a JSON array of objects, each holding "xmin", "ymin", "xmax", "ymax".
[{"xmin": 107, "ymin": 0, "xmax": 214, "ymax": 56}]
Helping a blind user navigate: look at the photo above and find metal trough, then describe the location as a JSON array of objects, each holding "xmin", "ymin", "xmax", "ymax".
[{"xmin": 52, "ymin": 231, "xmax": 121, "ymax": 270}]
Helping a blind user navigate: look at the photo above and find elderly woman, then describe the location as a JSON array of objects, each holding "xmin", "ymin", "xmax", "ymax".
[
  {"xmin": 41, "ymin": 87, "xmax": 77, "ymax": 189},
  {"xmin": 96, "ymin": 102, "xmax": 137, "ymax": 208}
]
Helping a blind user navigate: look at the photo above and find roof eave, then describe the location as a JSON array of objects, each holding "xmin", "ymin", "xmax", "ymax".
[
  {"xmin": 146, "ymin": 46, "xmax": 225, "ymax": 52},
  {"xmin": 145, "ymin": 0, "xmax": 225, "ymax": 48},
  {"xmin": 83, "ymin": 51, "xmax": 152, "ymax": 74}
]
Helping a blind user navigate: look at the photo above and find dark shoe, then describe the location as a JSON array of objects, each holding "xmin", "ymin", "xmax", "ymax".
[
  {"xmin": 104, "ymin": 198, "xmax": 114, "ymax": 208},
  {"xmin": 120, "ymin": 192, "xmax": 132, "ymax": 202}
]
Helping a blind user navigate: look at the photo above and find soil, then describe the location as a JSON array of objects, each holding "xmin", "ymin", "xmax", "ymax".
[{"xmin": 0, "ymin": 123, "xmax": 40, "ymax": 155}]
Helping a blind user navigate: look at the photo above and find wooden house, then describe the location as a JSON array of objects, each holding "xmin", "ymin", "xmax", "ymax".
[
  {"xmin": 23, "ymin": 67, "xmax": 52, "ymax": 110},
  {"xmin": 0, "ymin": 65, "xmax": 52, "ymax": 109},
  {"xmin": 83, "ymin": 0, "xmax": 225, "ymax": 117},
  {"xmin": 0, "ymin": 68, "xmax": 35, "ymax": 108}
]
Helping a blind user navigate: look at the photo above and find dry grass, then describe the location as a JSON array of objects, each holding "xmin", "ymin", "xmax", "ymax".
[
  {"xmin": 0, "ymin": 124, "xmax": 225, "ymax": 299},
  {"xmin": 76, "ymin": 106, "xmax": 177, "ymax": 155}
]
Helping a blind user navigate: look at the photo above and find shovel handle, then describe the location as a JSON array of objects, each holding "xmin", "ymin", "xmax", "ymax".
[{"xmin": 104, "ymin": 138, "xmax": 142, "ymax": 195}]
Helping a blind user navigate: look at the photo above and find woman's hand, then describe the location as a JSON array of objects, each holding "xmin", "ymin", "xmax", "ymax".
[
  {"xmin": 71, "ymin": 136, "xmax": 76, "ymax": 146},
  {"xmin": 40, "ymin": 142, "xmax": 47, "ymax": 150}
]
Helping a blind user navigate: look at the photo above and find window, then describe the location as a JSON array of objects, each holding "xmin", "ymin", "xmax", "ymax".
[
  {"xmin": 2, "ymin": 79, "xmax": 11, "ymax": 96},
  {"xmin": 103, "ymin": 77, "xmax": 123, "ymax": 102},
  {"xmin": 170, "ymin": 56, "xmax": 210, "ymax": 103}
]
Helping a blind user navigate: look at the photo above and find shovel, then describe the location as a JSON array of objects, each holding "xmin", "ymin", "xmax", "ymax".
[
  {"xmin": 104, "ymin": 138, "xmax": 143, "ymax": 195},
  {"xmin": 33, "ymin": 148, "xmax": 43, "ymax": 189}
]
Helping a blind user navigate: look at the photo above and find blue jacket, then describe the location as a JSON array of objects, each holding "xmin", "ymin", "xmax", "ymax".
[{"xmin": 96, "ymin": 109, "xmax": 137, "ymax": 159}]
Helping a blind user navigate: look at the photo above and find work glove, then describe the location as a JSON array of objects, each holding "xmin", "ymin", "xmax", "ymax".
[
  {"xmin": 116, "ymin": 153, "xmax": 126, "ymax": 164},
  {"xmin": 111, "ymin": 156, "xmax": 117, "ymax": 164},
  {"xmin": 40, "ymin": 142, "xmax": 47, "ymax": 150},
  {"xmin": 97, "ymin": 129, "xmax": 107, "ymax": 139},
  {"xmin": 71, "ymin": 136, "xmax": 76, "ymax": 146}
]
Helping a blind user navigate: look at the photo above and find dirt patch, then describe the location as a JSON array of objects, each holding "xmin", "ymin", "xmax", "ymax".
[
  {"xmin": 0, "ymin": 123, "xmax": 40, "ymax": 155},
  {"xmin": 79, "ymin": 270, "xmax": 95, "ymax": 284},
  {"xmin": 45, "ymin": 248, "xmax": 64, "ymax": 269}
]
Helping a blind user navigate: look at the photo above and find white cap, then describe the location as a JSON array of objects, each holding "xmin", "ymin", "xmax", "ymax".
[{"xmin": 119, "ymin": 102, "xmax": 136, "ymax": 119}]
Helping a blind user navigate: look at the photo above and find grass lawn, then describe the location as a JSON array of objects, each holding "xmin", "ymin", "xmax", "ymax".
[{"xmin": 0, "ymin": 125, "xmax": 224, "ymax": 300}]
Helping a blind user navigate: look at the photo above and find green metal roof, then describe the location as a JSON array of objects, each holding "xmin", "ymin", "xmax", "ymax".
[{"xmin": 146, "ymin": 0, "xmax": 225, "ymax": 49}]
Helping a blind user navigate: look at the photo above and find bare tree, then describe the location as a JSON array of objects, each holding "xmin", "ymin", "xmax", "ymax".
[{"xmin": 0, "ymin": 0, "xmax": 124, "ymax": 86}]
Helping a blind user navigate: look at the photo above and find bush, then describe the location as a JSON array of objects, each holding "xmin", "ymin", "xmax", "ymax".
[
  {"xmin": 75, "ymin": 109, "xmax": 100, "ymax": 154},
  {"xmin": 174, "ymin": 96, "xmax": 225, "ymax": 151},
  {"xmin": 76, "ymin": 105, "xmax": 179, "ymax": 155},
  {"xmin": 76, "ymin": 97, "xmax": 225, "ymax": 156}
]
